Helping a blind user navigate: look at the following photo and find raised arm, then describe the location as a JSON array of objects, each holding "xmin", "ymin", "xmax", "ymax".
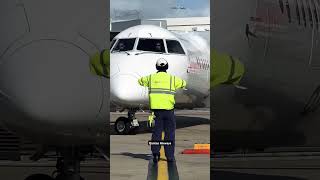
[
  {"xmin": 138, "ymin": 75, "xmax": 150, "ymax": 87},
  {"xmin": 173, "ymin": 76, "xmax": 187, "ymax": 90}
]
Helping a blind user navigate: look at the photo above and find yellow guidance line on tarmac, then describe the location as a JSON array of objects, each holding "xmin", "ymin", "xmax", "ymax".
[{"xmin": 157, "ymin": 132, "xmax": 168, "ymax": 180}]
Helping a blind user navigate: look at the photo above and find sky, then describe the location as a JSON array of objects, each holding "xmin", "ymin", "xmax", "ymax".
[{"xmin": 110, "ymin": 0, "xmax": 210, "ymax": 20}]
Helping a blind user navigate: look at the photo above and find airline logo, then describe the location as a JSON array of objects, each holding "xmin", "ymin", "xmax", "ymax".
[{"xmin": 187, "ymin": 57, "xmax": 209, "ymax": 74}]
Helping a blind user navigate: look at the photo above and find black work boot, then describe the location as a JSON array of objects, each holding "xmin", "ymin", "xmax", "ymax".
[{"xmin": 153, "ymin": 153, "xmax": 160, "ymax": 163}]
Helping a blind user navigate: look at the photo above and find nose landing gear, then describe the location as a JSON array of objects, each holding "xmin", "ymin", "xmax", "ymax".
[
  {"xmin": 24, "ymin": 147, "xmax": 85, "ymax": 180},
  {"xmin": 53, "ymin": 148, "xmax": 84, "ymax": 180},
  {"xmin": 115, "ymin": 109, "xmax": 140, "ymax": 135}
]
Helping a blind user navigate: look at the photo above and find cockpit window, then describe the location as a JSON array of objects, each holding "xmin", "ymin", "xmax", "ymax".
[
  {"xmin": 112, "ymin": 38, "xmax": 136, "ymax": 52},
  {"xmin": 137, "ymin": 39, "xmax": 165, "ymax": 53},
  {"xmin": 166, "ymin": 40, "xmax": 185, "ymax": 55},
  {"xmin": 110, "ymin": 39, "xmax": 116, "ymax": 49}
]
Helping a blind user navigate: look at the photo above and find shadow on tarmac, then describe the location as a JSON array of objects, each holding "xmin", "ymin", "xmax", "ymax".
[
  {"xmin": 110, "ymin": 116, "xmax": 209, "ymax": 135},
  {"xmin": 212, "ymin": 171, "xmax": 307, "ymax": 180},
  {"xmin": 111, "ymin": 152, "xmax": 151, "ymax": 161}
]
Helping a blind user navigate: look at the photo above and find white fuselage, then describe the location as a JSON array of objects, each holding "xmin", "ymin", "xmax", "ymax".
[{"xmin": 110, "ymin": 25, "xmax": 210, "ymax": 109}]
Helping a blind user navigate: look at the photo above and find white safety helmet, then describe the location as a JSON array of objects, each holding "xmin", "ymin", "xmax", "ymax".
[{"xmin": 156, "ymin": 58, "xmax": 168, "ymax": 71}]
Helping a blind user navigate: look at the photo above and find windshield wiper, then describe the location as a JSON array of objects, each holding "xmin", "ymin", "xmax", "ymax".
[
  {"xmin": 135, "ymin": 51, "xmax": 165, "ymax": 55},
  {"xmin": 112, "ymin": 50, "xmax": 131, "ymax": 55}
]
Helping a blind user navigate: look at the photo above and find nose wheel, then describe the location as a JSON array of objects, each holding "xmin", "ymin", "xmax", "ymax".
[
  {"xmin": 24, "ymin": 147, "xmax": 85, "ymax": 180},
  {"xmin": 115, "ymin": 109, "xmax": 140, "ymax": 135}
]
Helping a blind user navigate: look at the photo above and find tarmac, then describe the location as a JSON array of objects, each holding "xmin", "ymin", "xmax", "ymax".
[
  {"xmin": 2, "ymin": 109, "xmax": 320, "ymax": 180},
  {"xmin": 110, "ymin": 110, "xmax": 210, "ymax": 180}
]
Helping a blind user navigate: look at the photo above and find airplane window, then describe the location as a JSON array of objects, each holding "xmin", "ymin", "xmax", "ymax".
[
  {"xmin": 112, "ymin": 38, "xmax": 136, "ymax": 52},
  {"xmin": 137, "ymin": 39, "xmax": 165, "ymax": 53},
  {"xmin": 166, "ymin": 40, "xmax": 185, "ymax": 55}
]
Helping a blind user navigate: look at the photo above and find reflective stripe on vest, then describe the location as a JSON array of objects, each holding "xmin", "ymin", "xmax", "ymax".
[
  {"xmin": 149, "ymin": 75, "xmax": 176, "ymax": 95},
  {"xmin": 149, "ymin": 90, "xmax": 175, "ymax": 95},
  {"xmin": 149, "ymin": 75, "xmax": 152, "ymax": 89},
  {"xmin": 173, "ymin": 76, "xmax": 176, "ymax": 90}
]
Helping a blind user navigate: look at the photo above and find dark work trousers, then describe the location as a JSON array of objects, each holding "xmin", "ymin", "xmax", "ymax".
[{"xmin": 151, "ymin": 109, "xmax": 176, "ymax": 160}]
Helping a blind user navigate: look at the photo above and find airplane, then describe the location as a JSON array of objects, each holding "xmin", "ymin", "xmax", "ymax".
[
  {"xmin": 109, "ymin": 25, "xmax": 210, "ymax": 134},
  {"xmin": 212, "ymin": 0, "xmax": 320, "ymax": 152},
  {"xmin": 0, "ymin": 0, "xmax": 108, "ymax": 179}
]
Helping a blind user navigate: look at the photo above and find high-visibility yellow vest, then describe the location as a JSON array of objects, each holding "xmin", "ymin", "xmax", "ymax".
[
  {"xmin": 89, "ymin": 49, "xmax": 109, "ymax": 78},
  {"xmin": 138, "ymin": 72, "xmax": 187, "ymax": 110}
]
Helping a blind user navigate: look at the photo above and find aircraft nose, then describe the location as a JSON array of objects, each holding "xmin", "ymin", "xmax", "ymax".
[
  {"xmin": 110, "ymin": 74, "xmax": 148, "ymax": 106},
  {"xmin": 0, "ymin": 40, "xmax": 104, "ymax": 130}
]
